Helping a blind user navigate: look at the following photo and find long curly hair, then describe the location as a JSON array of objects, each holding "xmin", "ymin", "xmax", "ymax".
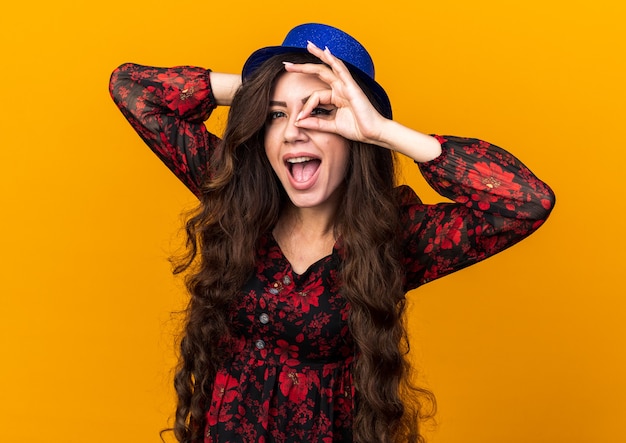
[{"xmin": 170, "ymin": 52, "xmax": 436, "ymax": 443}]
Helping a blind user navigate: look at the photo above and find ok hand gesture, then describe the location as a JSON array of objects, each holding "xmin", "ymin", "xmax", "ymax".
[
  {"xmin": 284, "ymin": 42, "xmax": 441, "ymax": 163},
  {"xmin": 284, "ymin": 41, "xmax": 387, "ymax": 146}
]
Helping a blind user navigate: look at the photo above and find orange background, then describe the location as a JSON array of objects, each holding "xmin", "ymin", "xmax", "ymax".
[{"xmin": 1, "ymin": 1, "xmax": 625, "ymax": 442}]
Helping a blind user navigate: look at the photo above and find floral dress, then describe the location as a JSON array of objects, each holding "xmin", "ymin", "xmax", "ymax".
[{"xmin": 109, "ymin": 64, "xmax": 555, "ymax": 442}]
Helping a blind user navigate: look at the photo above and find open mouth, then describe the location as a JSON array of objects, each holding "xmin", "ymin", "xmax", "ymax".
[{"xmin": 286, "ymin": 156, "xmax": 321, "ymax": 183}]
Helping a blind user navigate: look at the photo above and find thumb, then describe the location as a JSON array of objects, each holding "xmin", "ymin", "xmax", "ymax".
[{"xmin": 295, "ymin": 116, "xmax": 337, "ymax": 134}]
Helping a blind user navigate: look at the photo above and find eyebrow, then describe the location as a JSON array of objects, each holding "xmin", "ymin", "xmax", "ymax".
[{"xmin": 269, "ymin": 96, "xmax": 311, "ymax": 107}]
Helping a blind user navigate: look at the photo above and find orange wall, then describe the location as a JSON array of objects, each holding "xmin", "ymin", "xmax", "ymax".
[{"xmin": 1, "ymin": 1, "xmax": 624, "ymax": 442}]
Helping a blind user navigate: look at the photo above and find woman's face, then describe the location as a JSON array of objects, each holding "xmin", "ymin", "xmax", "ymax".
[{"xmin": 264, "ymin": 72, "xmax": 350, "ymax": 211}]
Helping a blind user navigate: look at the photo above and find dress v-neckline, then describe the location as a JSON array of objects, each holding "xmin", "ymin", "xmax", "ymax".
[{"xmin": 268, "ymin": 232, "xmax": 339, "ymax": 278}]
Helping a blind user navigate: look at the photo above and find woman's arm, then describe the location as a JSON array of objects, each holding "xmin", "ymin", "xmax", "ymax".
[
  {"xmin": 210, "ymin": 72, "xmax": 242, "ymax": 106},
  {"xmin": 109, "ymin": 64, "xmax": 241, "ymax": 197},
  {"xmin": 282, "ymin": 45, "xmax": 555, "ymax": 286},
  {"xmin": 401, "ymin": 135, "xmax": 556, "ymax": 289},
  {"xmin": 371, "ymin": 119, "xmax": 442, "ymax": 163}
]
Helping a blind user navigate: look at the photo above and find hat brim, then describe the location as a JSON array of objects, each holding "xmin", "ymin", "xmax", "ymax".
[{"xmin": 242, "ymin": 46, "xmax": 392, "ymax": 119}]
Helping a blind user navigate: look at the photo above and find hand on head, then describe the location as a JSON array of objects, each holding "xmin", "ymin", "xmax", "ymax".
[{"xmin": 283, "ymin": 41, "xmax": 388, "ymax": 146}]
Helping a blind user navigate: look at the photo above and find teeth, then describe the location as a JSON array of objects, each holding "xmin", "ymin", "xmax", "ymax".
[{"xmin": 286, "ymin": 156, "xmax": 313, "ymax": 164}]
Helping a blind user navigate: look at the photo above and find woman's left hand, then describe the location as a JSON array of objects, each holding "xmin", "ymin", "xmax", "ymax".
[
  {"xmin": 283, "ymin": 41, "xmax": 387, "ymax": 145},
  {"xmin": 284, "ymin": 42, "xmax": 442, "ymax": 163}
]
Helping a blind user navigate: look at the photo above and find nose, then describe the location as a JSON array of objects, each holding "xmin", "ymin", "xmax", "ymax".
[{"xmin": 283, "ymin": 113, "xmax": 308, "ymax": 144}]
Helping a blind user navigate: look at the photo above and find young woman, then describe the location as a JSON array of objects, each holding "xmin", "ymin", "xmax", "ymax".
[{"xmin": 109, "ymin": 23, "xmax": 555, "ymax": 443}]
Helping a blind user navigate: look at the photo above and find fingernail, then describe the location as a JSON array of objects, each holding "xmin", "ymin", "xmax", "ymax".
[
  {"xmin": 282, "ymin": 61, "xmax": 294, "ymax": 66},
  {"xmin": 296, "ymin": 111, "xmax": 304, "ymax": 121},
  {"xmin": 324, "ymin": 46, "xmax": 331, "ymax": 54},
  {"xmin": 307, "ymin": 40, "xmax": 318, "ymax": 48}
]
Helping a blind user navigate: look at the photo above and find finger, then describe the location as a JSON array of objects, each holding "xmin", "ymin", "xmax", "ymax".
[
  {"xmin": 305, "ymin": 41, "xmax": 347, "ymax": 72},
  {"xmin": 284, "ymin": 41, "xmax": 353, "ymax": 87},
  {"xmin": 304, "ymin": 40, "xmax": 328, "ymax": 62},
  {"xmin": 295, "ymin": 114, "xmax": 337, "ymax": 134},
  {"xmin": 306, "ymin": 42, "xmax": 354, "ymax": 85},
  {"xmin": 296, "ymin": 89, "xmax": 334, "ymax": 121},
  {"xmin": 283, "ymin": 61, "xmax": 339, "ymax": 88}
]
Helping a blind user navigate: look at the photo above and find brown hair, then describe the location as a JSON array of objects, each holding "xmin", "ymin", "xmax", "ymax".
[{"xmin": 170, "ymin": 52, "xmax": 435, "ymax": 443}]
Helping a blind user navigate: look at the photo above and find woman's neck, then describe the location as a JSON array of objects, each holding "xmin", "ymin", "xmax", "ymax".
[
  {"xmin": 272, "ymin": 202, "xmax": 340, "ymax": 274},
  {"xmin": 279, "ymin": 204, "xmax": 336, "ymax": 236}
]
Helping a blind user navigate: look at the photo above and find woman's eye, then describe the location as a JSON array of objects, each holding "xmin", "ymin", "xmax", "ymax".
[
  {"xmin": 311, "ymin": 107, "xmax": 333, "ymax": 117},
  {"xmin": 269, "ymin": 111, "xmax": 285, "ymax": 120}
]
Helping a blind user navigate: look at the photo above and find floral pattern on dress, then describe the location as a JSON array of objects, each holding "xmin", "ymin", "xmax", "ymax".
[{"xmin": 109, "ymin": 63, "xmax": 555, "ymax": 442}]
